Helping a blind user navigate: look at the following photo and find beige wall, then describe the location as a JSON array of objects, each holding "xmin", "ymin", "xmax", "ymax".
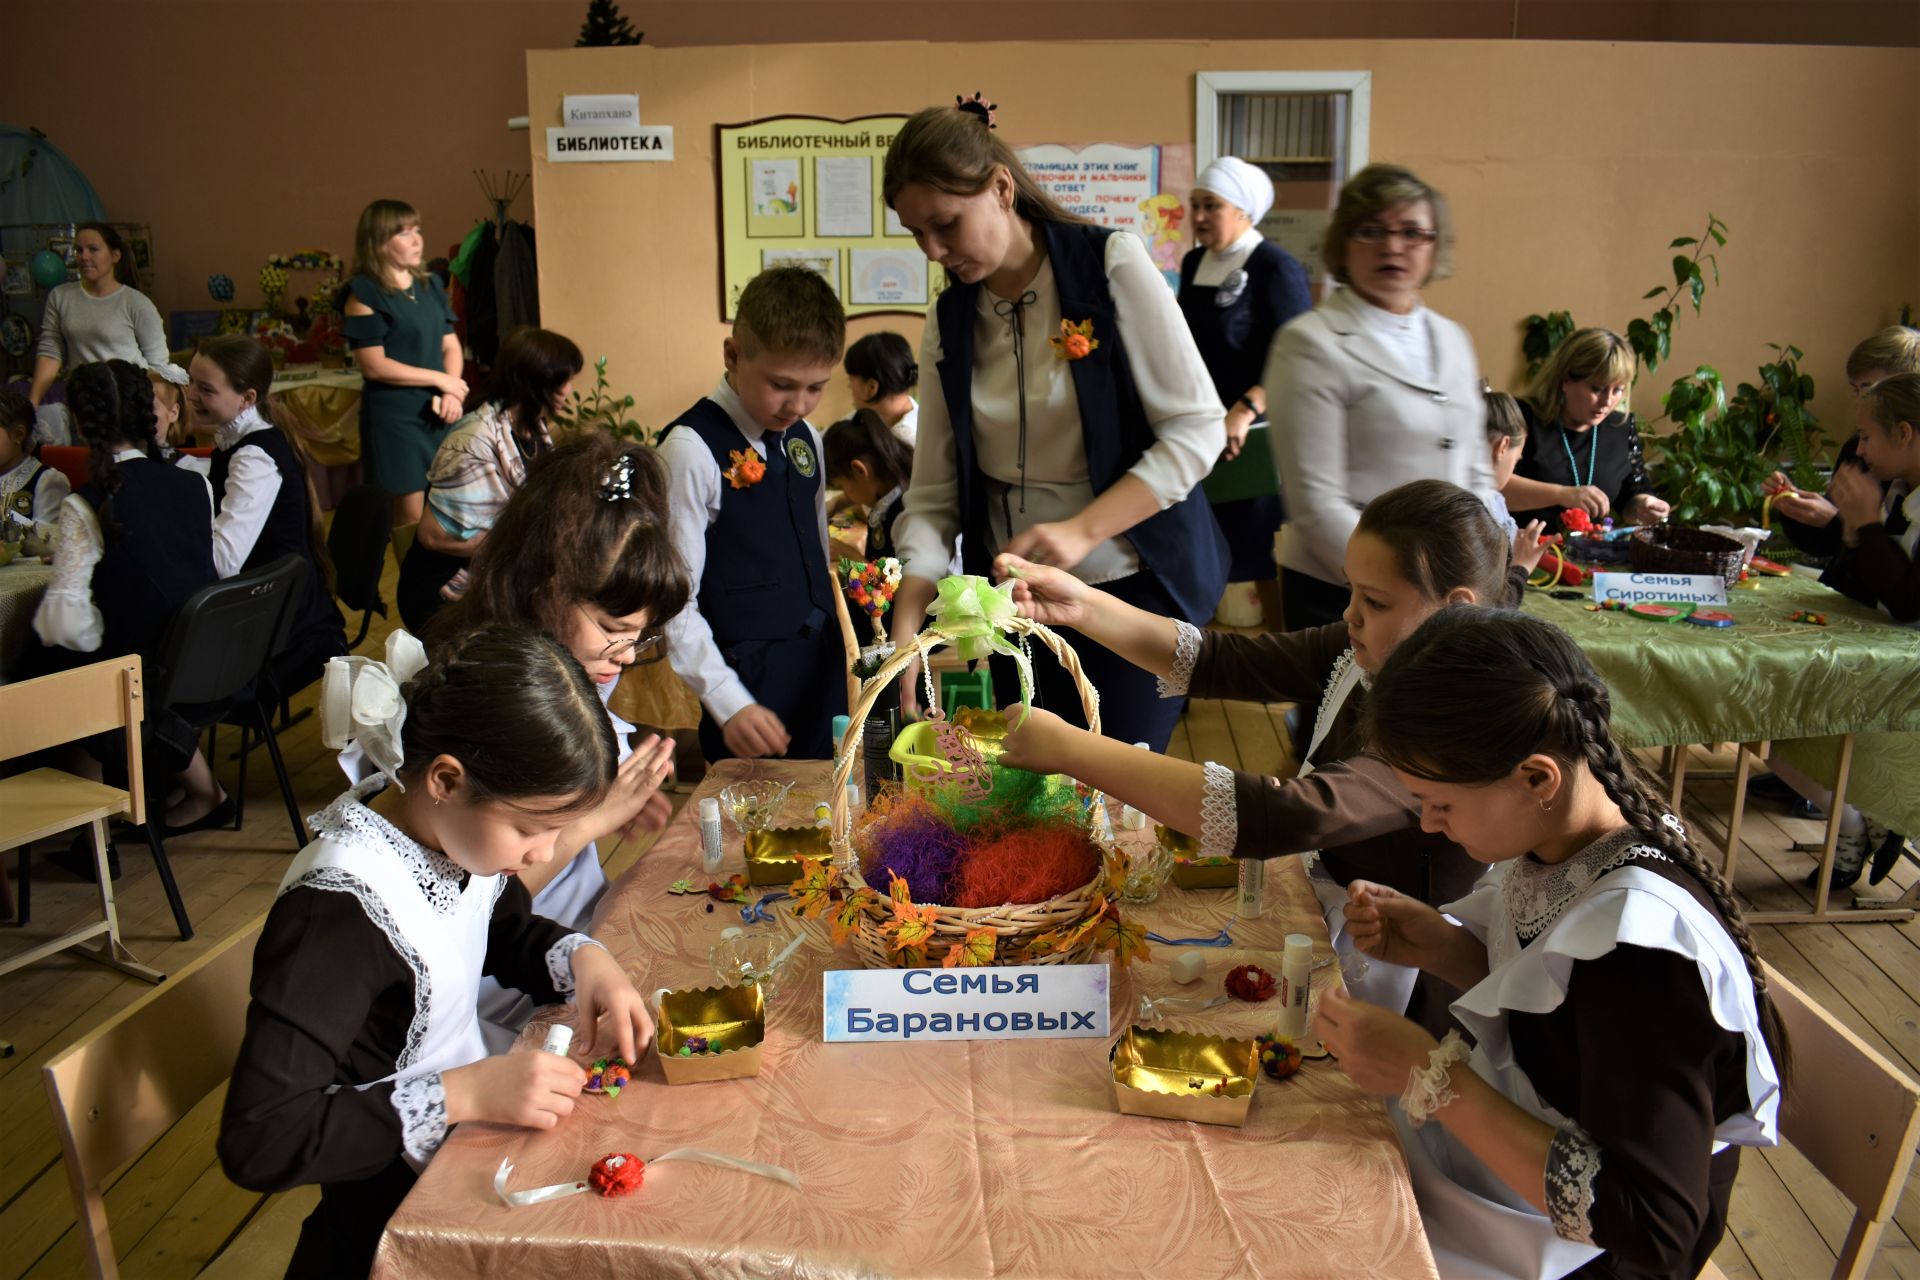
[{"xmin": 528, "ymin": 38, "xmax": 1920, "ymax": 437}]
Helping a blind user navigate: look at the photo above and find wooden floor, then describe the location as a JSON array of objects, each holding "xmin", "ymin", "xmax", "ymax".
[{"xmin": 4, "ymin": 598, "xmax": 1920, "ymax": 1277}]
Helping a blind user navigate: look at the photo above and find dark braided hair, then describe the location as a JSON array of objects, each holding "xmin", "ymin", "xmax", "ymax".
[
  {"xmin": 1364, "ymin": 606, "xmax": 1791, "ymax": 1086},
  {"xmin": 66, "ymin": 360, "xmax": 165, "ymax": 529},
  {"xmin": 398, "ymin": 624, "xmax": 618, "ymax": 816},
  {"xmin": 824, "ymin": 407, "xmax": 914, "ymax": 493}
]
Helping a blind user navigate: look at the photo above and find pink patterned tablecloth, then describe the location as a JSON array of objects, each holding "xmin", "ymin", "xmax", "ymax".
[{"xmin": 375, "ymin": 759, "xmax": 1439, "ymax": 1280}]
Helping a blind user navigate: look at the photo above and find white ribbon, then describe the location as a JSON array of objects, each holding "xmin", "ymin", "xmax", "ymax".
[
  {"xmin": 320, "ymin": 631, "xmax": 429, "ymax": 789},
  {"xmin": 493, "ymin": 1149, "xmax": 800, "ymax": 1208}
]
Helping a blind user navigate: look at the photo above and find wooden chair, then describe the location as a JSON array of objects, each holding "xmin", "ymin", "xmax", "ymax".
[
  {"xmin": 0, "ymin": 656, "xmax": 172, "ymax": 1054},
  {"xmin": 1700, "ymin": 962, "xmax": 1920, "ymax": 1279},
  {"xmin": 42, "ymin": 916, "xmax": 264, "ymax": 1280}
]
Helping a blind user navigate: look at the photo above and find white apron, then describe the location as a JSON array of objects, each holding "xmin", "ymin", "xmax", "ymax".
[
  {"xmin": 1398, "ymin": 849, "xmax": 1782, "ymax": 1278},
  {"xmin": 282, "ymin": 780, "xmax": 500, "ymax": 1170}
]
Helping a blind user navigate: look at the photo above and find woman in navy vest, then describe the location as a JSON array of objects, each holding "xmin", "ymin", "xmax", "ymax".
[
  {"xmin": 33, "ymin": 359, "xmax": 223, "ymax": 836},
  {"xmin": 882, "ymin": 100, "xmax": 1228, "ymax": 751},
  {"xmin": 1178, "ymin": 157, "xmax": 1310, "ymax": 627}
]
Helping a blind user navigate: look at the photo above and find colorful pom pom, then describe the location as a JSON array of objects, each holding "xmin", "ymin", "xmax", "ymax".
[{"xmin": 1255, "ymin": 1034, "xmax": 1304, "ymax": 1080}]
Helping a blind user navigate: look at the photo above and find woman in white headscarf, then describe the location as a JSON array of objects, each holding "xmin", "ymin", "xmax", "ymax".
[{"xmin": 1177, "ymin": 157, "xmax": 1310, "ymax": 621}]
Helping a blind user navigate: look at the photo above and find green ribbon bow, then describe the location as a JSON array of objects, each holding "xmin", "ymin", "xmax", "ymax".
[{"xmin": 922, "ymin": 575, "xmax": 1034, "ymax": 712}]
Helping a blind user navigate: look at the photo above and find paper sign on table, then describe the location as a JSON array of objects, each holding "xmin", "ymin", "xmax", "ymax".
[
  {"xmin": 1592, "ymin": 572, "xmax": 1729, "ymax": 607},
  {"xmin": 822, "ymin": 963, "xmax": 1110, "ymax": 1043}
]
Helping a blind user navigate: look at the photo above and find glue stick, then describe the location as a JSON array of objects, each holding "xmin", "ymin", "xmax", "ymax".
[
  {"xmin": 541, "ymin": 1023, "xmax": 574, "ymax": 1057},
  {"xmin": 699, "ymin": 796, "xmax": 724, "ymax": 874},
  {"xmin": 1276, "ymin": 934, "xmax": 1313, "ymax": 1038},
  {"xmin": 1238, "ymin": 857, "xmax": 1265, "ymax": 918}
]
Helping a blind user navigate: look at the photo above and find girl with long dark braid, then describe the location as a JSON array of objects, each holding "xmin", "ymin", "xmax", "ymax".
[{"xmin": 1312, "ymin": 607, "xmax": 1786, "ymax": 1280}]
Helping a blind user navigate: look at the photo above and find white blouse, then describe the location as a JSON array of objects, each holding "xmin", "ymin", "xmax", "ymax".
[
  {"xmin": 34, "ymin": 448, "xmax": 216, "ymax": 652},
  {"xmin": 1192, "ymin": 226, "xmax": 1263, "ymax": 288},
  {"xmin": 206, "ymin": 407, "xmax": 283, "ymax": 579},
  {"xmin": 1, "ymin": 455, "xmax": 70, "ymax": 530},
  {"xmin": 894, "ymin": 230, "xmax": 1224, "ymax": 588}
]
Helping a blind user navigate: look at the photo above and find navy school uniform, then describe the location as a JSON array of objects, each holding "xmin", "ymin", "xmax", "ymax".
[
  {"xmin": 210, "ymin": 424, "xmax": 349, "ymax": 696},
  {"xmin": 668, "ymin": 397, "xmax": 846, "ymax": 762}
]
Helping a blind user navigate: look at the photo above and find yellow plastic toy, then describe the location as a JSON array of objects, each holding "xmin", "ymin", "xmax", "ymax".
[{"xmin": 888, "ymin": 706, "xmax": 1012, "ymax": 791}]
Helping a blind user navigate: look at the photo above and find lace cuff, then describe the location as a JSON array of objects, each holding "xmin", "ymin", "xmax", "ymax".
[
  {"xmin": 548, "ymin": 933, "xmax": 607, "ymax": 994},
  {"xmin": 1545, "ymin": 1120, "xmax": 1602, "ymax": 1244},
  {"xmin": 1156, "ymin": 619, "xmax": 1203, "ymax": 698},
  {"xmin": 391, "ymin": 1072, "xmax": 448, "ymax": 1163},
  {"xmin": 1199, "ymin": 762, "xmax": 1237, "ymax": 856}
]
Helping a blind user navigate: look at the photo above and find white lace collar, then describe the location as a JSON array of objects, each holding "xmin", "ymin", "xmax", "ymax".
[
  {"xmin": 1302, "ymin": 648, "xmax": 1369, "ymax": 766},
  {"xmin": 0, "ymin": 454, "xmax": 42, "ymax": 498},
  {"xmin": 867, "ymin": 485, "xmax": 903, "ymax": 529},
  {"xmin": 213, "ymin": 404, "xmax": 271, "ymax": 451},
  {"xmin": 1501, "ymin": 826, "xmax": 1666, "ymax": 943},
  {"xmin": 308, "ymin": 777, "xmax": 473, "ymax": 916}
]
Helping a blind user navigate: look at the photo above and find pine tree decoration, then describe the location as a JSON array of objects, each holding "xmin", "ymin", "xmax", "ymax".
[{"xmin": 576, "ymin": 0, "xmax": 643, "ymax": 47}]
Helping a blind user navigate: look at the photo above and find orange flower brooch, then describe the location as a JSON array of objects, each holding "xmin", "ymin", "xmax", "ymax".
[
  {"xmin": 725, "ymin": 448, "xmax": 766, "ymax": 489},
  {"xmin": 1050, "ymin": 318, "xmax": 1099, "ymax": 361}
]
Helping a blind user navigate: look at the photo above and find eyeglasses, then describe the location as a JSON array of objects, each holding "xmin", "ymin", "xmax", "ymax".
[
  {"xmin": 579, "ymin": 608, "xmax": 667, "ymax": 665},
  {"xmin": 1352, "ymin": 224, "xmax": 1439, "ymax": 246}
]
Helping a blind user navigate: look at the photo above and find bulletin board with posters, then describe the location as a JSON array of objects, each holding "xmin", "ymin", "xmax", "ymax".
[
  {"xmin": 715, "ymin": 114, "xmax": 940, "ymax": 321},
  {"xmin": 715, "ymin": 116, "xmax": 1197, "ymax": 319}
]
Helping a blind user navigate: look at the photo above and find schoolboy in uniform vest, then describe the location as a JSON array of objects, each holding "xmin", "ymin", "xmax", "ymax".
[{"xmin": 660, "ymin": 267, "xmax": 848, "ymax": 762}]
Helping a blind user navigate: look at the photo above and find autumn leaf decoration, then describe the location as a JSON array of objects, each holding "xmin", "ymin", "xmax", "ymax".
[
  {"xmin": 829, "ymin": 886, "xmax": 882, "ymax": 947},
  {"xmin": 724, "ymin": 448, "xmax": 766, "ymax": 489},
  {"xmin": 788, "ymin": 857, "xmax": 834, "ymax": 919},
  {"xmin": 1092, "ymin": 900, "xmax": 1151, "ymax": 968},
  {"xmin": 1027, "ymin": 892, "xmax": 1107, "ymax": 959},
  {"xmin": 943, "ymin": 925, "xmax": 999, "ymax": 968},
  {"xmin": 1049, "ymin": 318, "xmax": 1099, "ymax": 362},
  {"xmin": 882, "ymin": 872, "xmax": 940, "ymax": 966}
]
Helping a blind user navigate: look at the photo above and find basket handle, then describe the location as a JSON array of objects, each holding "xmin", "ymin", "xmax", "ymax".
[{"xmin": 828, "ymin": 617, "xmax": 1106, "ymax": 867}]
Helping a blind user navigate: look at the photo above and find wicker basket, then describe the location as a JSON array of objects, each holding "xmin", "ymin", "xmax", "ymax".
[
  {"xmin": 827, "ymin": 618, "xmax": 1112, "ymax": 969},
  {"xmin": 1628, "ymin": 526, "xmax": 1745, "ymax": 589}
]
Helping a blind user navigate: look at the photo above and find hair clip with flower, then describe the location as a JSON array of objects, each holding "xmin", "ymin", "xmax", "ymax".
[
  {"xmin": 600, "ymin": 454, "xmax": 636, "ymax": 502},
  {"xmin": 724, "ymin": 448, "xmax": 766, "ymax": 490},
  {"xmin": 1049, "ymin": 318, "xmax": 1099, "ymax": 362},
  {"xmin": 954, "ymin": 92, "xmax": 997, "ymax": 129}
]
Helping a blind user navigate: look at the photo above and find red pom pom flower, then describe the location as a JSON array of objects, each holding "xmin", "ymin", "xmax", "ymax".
[
  {"xmin": 1560, "ymin": 508, "xmax": 1593, "ymax": 534},
  {"xmin": 1225, "ymin": 964, "xmax": 1277, "ymax": 1002},
  {"xmin": 589, "ymin": 1152, "xmax": 646, "ymax": 1197}
]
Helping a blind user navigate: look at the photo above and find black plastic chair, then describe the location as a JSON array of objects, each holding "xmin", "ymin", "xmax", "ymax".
[
  {"xmin": 326, "ymin": 484, "xmax": 392, "ymax": 650},
  {"xmin": 150, "ymin": 556, "xmax": 312, "ymax": 869}
]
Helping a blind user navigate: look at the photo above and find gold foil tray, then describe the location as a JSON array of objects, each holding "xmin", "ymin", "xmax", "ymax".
[
  {"xmin": 655, "ymin": 983, "xmax": 767, "ymax": 1084},
  {"xmin": 1110, "ymin": 1026, "xmax": 1257, "ymax": 1127},
  {"xmin": 1156, "ymin": 827, "xmax": 1237, "ymax": 888},
  {"xmin": 743, "ymin": 826, "xmax": 832, "ymax": 885}
]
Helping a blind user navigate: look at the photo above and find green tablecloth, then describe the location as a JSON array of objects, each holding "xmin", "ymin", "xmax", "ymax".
[{"xmin": 1522, "ymin": 572, "xmax": 1920, "ymax": 833}]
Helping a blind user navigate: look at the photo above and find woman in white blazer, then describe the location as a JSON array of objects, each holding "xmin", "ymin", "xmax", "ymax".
[{"xmin": 1264, "ymin": 164, "xmax": 1496, "ymax": 629}]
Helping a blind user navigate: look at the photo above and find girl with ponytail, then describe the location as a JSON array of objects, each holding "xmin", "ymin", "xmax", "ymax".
[
  {"xmin": 842, "ymin": 331, "xmax": 921, "ymax": 445},
  {"xmin": 824, "ymin": 407, "xmax": 915, "ymax": 559},
  {"xmin": 1314, "ymin": 607, "xmax": 1786, "ymax": 1280}
]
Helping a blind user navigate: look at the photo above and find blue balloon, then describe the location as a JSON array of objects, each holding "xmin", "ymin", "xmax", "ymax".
[
  {"xmin": 207, "ymin": 273, "xmax": 234, "ymax": 302},
  {"xmin": 30, "ymin": 250, "xmax": 68, "ymax": 289}
]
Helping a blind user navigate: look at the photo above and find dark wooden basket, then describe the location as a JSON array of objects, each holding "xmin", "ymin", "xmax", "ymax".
[{"xmin": 1628, "ymin": 526, "xmax": 1746, "ymax": 588}]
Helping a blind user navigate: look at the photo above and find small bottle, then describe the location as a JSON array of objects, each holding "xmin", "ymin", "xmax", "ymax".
[
  {"xmin": 699, "ymin": 796, "xmax": 724, "ymax": 874},
  {"xmin": 1276, "ymin": 934, "xmax": 1313, "ymax": 1038},
  {"xmin": 863, "ymin": 707, "xmax": 899, "ymax": 797},
  {"xmin": 541, "ymin": 1022, "xmax": 574, "ymax": 1057},
  {"xmin": 831, "ymin": 714, "xmax": 852, "ymax": 759},
  {"xmin": 1238, "ymin": 857, "xmax": 1264, "ymax": 918}
]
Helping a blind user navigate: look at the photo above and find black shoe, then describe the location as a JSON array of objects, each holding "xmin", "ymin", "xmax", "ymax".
[
  {"xmin": 1802, "ymin": 829, "xmax": 1869, "ymax": 892},
  {"xmin": 1791, "ymin": 798, "xmax": 1825, "ymax": 820},
  {"xmin": 47, "ymin": 834, "xmax": 121, "ymax": 882},
  {"xmin": 163, "ymin": 795, "xmax": 236, "ymax": 838},
  {"xmin": 1868, "ymin": 824, "xmax": 1909, "ymax": 886}
]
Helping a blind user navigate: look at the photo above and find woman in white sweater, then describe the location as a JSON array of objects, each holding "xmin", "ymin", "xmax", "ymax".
[
  {"xmin": 29, "ymin": 223, "xmax": 169, "ymax": 406},
  {"xmin": 1264, "ymin": 165, "xmax": 1495, "ymax": 629}
]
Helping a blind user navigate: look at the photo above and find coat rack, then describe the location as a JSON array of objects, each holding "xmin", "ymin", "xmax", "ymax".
[{"xmin": 474, "ymin": 170, "xmax": 528, "ymax": 230}]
